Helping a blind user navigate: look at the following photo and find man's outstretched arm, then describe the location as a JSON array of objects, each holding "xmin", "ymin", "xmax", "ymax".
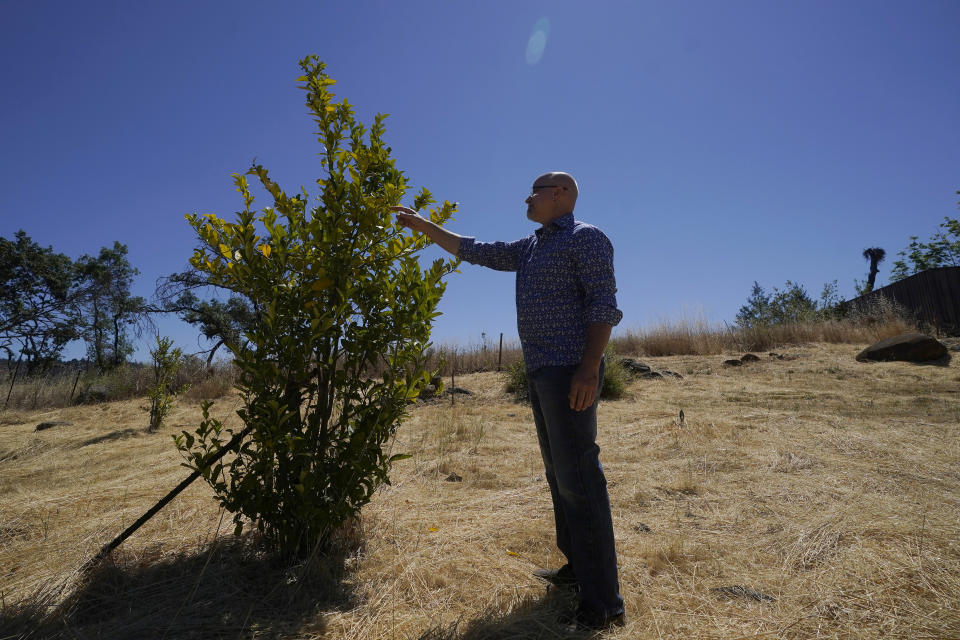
[{"xmin": 391, "ymin": 206, "xmax": 463, "ymax": 255}]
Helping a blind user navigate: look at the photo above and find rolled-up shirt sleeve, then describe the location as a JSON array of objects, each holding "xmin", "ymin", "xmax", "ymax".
[
  {"xmin": 573, "ymin": 227, "xmax": 623, "ymax": 327},
  {"xmin": 457, "ymin": 237, "xmax": 524, "ymax": 272}
]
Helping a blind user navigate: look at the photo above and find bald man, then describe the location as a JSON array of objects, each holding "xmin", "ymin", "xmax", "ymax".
[{"xmin": 392, "ymin": 172, "xmax": 624, "ymax": 632}]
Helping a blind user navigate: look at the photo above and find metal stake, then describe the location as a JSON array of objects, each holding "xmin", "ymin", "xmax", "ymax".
[{"xmin": 4, "ymin": 354, "xmax": 23, "ymax": 410}]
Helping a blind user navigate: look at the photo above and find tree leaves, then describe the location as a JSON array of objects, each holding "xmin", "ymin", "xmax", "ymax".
[
  {"xmin": 890, "ymin": 204, "xmax": 960, "ymax": 281},
  {"xmin": 175, "ymin": 56, "xmax": 459, "ymax": 558}
]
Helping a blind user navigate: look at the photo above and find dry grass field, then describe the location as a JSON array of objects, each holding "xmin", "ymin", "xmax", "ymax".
[{"xmin": 1, "ymin": 341, "xmax": 958, "ymax": 639}]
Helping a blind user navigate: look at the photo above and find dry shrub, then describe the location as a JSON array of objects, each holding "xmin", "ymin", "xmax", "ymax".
[{"xmin": 178, "ymin": 360, "xmax": 237, "ymax": 400}]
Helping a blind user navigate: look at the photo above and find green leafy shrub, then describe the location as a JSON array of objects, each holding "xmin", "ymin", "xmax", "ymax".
[
  {"xmin": 174, "ymin": 56, "xmax": 458, "ymax": 557},
  {"xmin": 145, "ymin": 336, "xmax": 189, "ymax": 432},
  {"xmin": 599, "ymin": 351, "xmax": 628, "ymax": 400},
  {"xmin": 504, "ymin": 361, "xmax": 529, "ymax": 402},
  {"xmin": 504, "ymin": 348, "xmax": 628, "ymax": 403}
]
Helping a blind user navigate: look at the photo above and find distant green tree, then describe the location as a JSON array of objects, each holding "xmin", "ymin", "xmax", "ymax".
[
  {"xmin": 76, "ymin": 242, "xmax": 147, "ymax": 370},
  {"xmin": 859, "ymin": 247, "xmax": 886, "ymax": 294},
  {"xmin": 0, "ymin": 231, "xmax": 81, "ymax": 374},
  {"xmin": 736, "ymin": 280, "xmax": 819, "ymax": 328},
  {"xmin": 735, "ymin": 282, "xmax": 773, "ymax": 328},
  {"xmin": 816, "ymin": 279, "xmax": 845, "ymax": 320},
  {"xmin": 156, "ymin": 269, "xmax": 254, "ymax": 366},
  {"xmin": 890, "ymin": 192, "xmax": 960, "ymax": 281}
]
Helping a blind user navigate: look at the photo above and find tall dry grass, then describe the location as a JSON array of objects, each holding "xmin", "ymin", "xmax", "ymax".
[
  {"xmin": 0, "ymin": 359, "xmax": 237, "ymax": 411},
  {"xmin": 428, "ymin": 339, "xmax": 524, "ymax": 376},
  {"xmin": 612, "ymin": 302, "xmax": 915, "ymax": 357}
]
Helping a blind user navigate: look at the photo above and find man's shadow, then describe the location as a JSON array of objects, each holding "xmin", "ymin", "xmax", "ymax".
[
  {"xmin": 1, "ymin": 535, "xmax": 356, "ymax": 639},
  {"xmin": 416, "ymin": 587, "xmax": 595, "ymax": 640}
]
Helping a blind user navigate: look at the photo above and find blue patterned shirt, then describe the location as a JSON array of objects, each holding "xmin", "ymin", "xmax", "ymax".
[{"xmin": 457, "ymin": 213, "xmax": 623, "ymax": 372}]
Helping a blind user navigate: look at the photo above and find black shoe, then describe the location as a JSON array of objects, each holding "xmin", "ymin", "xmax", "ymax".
[
  {"xmin": 558, "ymin": 606, "xmax": 625, "ymax": 634},
  {"xmin": 533, "ymin": 564, "xmax": 578, "ymax": 590}
]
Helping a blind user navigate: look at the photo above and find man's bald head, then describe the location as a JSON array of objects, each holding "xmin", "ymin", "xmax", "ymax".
[{"xmin": 535, "ymin": 172, "xmax": 579, "ymax": 207}]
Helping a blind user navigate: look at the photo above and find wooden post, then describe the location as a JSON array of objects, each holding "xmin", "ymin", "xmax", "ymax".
[
  {"xmin": 69, "ymin": 368, "xmax": 82, "ymax": 404},
  {"xmin": 4, "ymin": 354, "xmax": 23, "ymax": 410},
  {"xmin": 450, "ymin": 350, "xmax": 456, "ymax": 406},
  {"xmin": 497, "ymin": 333, "xmax": 504, "ymax": 371}
]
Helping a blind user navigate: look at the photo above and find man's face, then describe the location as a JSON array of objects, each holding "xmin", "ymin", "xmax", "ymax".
[{"xmin": 525, "ymin": 181, "xmax": 561, "ymax": 224}]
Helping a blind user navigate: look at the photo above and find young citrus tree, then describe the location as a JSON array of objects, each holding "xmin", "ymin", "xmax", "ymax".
[
  {"xmin": 174, "ymin": 56, "xmax": 458, "ymax": 557},
  {"xmin": 145, "ymin": 335, "xmax": 189, "ymax": 433}
]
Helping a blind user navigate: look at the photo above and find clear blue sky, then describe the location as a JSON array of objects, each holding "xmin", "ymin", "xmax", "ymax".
[{"xmin": 2, "ymin": 1, "xmax": 959, "ymax": 361}]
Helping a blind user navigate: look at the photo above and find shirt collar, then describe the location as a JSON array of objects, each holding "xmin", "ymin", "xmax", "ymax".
[{"xmin": 535, "ymin": 212, "xmax": 575, "ymax": 237}]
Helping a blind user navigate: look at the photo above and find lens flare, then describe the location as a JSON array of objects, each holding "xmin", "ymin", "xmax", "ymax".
[{"xmin": 526, "ymin": 17, "xmax": 550, "ymax": 65}]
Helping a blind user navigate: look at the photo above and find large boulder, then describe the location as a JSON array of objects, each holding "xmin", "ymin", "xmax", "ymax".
[
  {"xmin": 855, "ymin": 333, "xmax": 948, "ymax": 363},
  {"xmin": 618, "ymin": 357, "xmax": 651, "ymax": 375}
]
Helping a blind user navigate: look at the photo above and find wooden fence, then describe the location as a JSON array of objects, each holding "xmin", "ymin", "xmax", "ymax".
[{"xmin": 844, "ymin": 266, "xmax": 960, "ymax": 334}]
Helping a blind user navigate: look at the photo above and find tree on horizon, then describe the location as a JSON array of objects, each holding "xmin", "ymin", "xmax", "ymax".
[{"xmin": 861, "ymin": 247, "xmax": 886, "ymax": 293}]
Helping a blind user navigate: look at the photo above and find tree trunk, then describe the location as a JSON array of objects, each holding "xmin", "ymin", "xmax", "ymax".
[
  {"xmin": 205, "ymin": 340, "xmax": 224, "ymax": 368},
  {"xmin": 92, "ymin": 298, "xmax": 105, "ymax": 371},
  {"xmin": 867, "ymin": 260, "xmax": 880, "ymax": 292}
]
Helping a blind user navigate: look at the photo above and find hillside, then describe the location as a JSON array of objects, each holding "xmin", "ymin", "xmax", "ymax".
[{"xmin": 1, "ymin": 342, "xmax": 958, "ymax": 639}]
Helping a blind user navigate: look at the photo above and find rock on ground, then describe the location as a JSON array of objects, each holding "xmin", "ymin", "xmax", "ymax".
[{"xmin": 855, "ymin": 333, "xmax": 948, "ymax": 363}]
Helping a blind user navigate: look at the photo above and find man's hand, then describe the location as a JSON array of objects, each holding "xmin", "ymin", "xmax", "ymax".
[
  {"xmin": 390, "ymin": 206, "xmax": 429, "ymax": 233},
  {"xmin": 568, "ymin": 323, "xmax": 612, "ymax": 411},
  {"xmin": 389, "ymin": 205, "xmax": 463, "ymax": 256},
  {"xmin": 568, "ymin": 363, "xmax": 600, "ymax": 411}
]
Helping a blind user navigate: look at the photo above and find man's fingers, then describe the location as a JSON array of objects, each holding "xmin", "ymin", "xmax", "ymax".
[
  {"xmin": 579, "ymin": 388, "xmax": 595, "ymax": 411},
  {"xmin": 568, "ymin": 383, "xmax": 595, "ymax": 411},
  {"xmin": 568, "ymin": 369, "xmax": 600, "ymax": 411}
]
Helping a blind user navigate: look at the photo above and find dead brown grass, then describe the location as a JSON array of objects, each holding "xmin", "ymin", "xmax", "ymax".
[
  {"xmin": 1, "ymin": 360, "xmax": 237, "ymax": 411},
  {"xmin": 1, "ymin": 342, "xmax": 958, "ymax": 638},
  {"xmin": 612, "ymin": 311, "xmax": 915, "ymax": 357}
]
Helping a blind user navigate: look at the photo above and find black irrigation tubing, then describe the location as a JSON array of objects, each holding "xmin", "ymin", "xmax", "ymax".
[
  {"xmin": 81, "ymin": 423, "xmax": 255, "ymax": 573},
  {"xmin": 83, "ymin": 363, "xmax": 416, "ymax": 574}
]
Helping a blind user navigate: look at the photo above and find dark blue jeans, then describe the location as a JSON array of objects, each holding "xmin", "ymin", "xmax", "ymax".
[{"xmin": 528, "ymin": 361, "xmax": 624, "ymax": 616}]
